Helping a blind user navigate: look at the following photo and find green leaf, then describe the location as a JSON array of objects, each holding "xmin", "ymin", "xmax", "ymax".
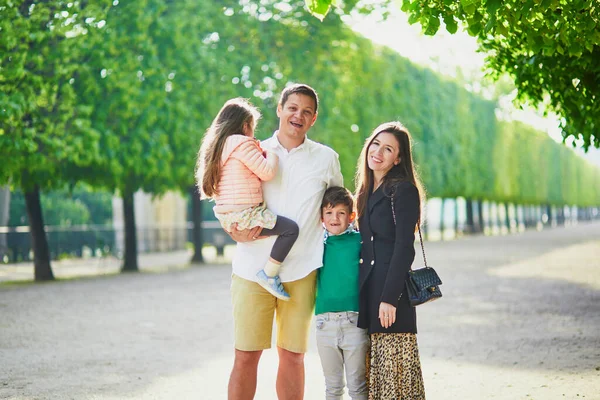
[
  {"xmin": 460, "ymin": 0, "xmax": 481, "ymax": 15},
  {"xmin": 472, "ymin": 10, "xmax": 483, "ymax": 22},
  {"xmin": 585, "ymin": 42, "xmax": 594, "ymax": 53},
  {"xmin": 424, "ymin": 14, "xmax": 441, "ymax": 35},
  {"xmin": 569, "ymin": 42, "xmax": 583, "ymax": 57},
  {"xmin": 467, "ymin": 20, "xmax": 482, "ymax": 36},
  {"xmin": 443, "ymin": 14, "xmax": 458, "ymax": 34},
  {"xmin": 542, "ymin": 46, "xmax": 555, "ymax": 56},
  {"xmin": 408, "ymin": 12, "xmax": 421, "ymax": 25},
  {"xmin": 532, "ymin": 36, "xmax": 544, "ymax": 53},
  {"xmin": 306, "ymin": 0, "xmax": 332, "ymax": 21},
  {"xmin": 401, "ymin": 0, "xmax": 413, "ymax": 12},
  {"xmin": 463, "ymin": 3, "xmax": 477, "ymax": 16},
  {"xmin": 485, "ymin": 0, "xmax": 502, "ymax": 15},
  {"xmin": 556, "ymin": 44, "xmax": 564, "ymax": 55},
  {"xmin": 495, "ymin": 22, "xmax": 508, "ymax": 36}
]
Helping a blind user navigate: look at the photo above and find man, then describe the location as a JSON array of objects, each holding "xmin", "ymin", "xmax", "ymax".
[{"xmin": 227, "ymin": 84, "xmax": 343, "ymax": 400}]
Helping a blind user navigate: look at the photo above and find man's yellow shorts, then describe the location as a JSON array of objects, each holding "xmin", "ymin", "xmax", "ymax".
[{"xmin": 231, "ymin": 271, "xmax": 317, "ymax": 354}]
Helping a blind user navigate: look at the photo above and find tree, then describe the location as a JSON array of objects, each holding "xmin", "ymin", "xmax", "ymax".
[
  {"xmin": 72, "ymin": 0, "xmax": 180, "ymax": 272},
  {"xmin": 0, "ymin": 186, "xmax": 9, "ymax": 258},
  {"xmin": 0, "ymin": 1, "xmax": 111, "ymax": 280},
  {"xmin": 73, "ymin": 0, "xmax": 243, "ymax": 270},
  {"xmin": 306, "ymin": 0, "xmax": 600, "ymax": 149}
]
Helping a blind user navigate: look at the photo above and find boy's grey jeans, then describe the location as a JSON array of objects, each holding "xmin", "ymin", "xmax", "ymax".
[{"xmin": 315, "ymin": 311, "xmax": 369, "ymax": 400}]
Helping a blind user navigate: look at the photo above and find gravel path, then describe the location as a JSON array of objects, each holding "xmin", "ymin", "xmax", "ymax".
[{"xmin": 1, "ymin": 222, "xmax": 599, "ymax": 400}]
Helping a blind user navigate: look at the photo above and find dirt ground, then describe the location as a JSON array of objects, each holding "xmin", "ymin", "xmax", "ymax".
[{"xmin": 1, "ymin": 221, "xmax": 599, "ymax": 400}]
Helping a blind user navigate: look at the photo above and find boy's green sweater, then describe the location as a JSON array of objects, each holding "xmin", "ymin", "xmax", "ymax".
[{"xmin": 315, "ymin": 230, "xmax": 362, "ymax": 315}]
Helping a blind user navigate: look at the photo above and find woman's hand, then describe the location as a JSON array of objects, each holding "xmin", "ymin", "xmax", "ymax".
[
  {"xmin": 379, "ymin": 302, "xmax": 396, "ymax": 329},
  {"xmin": 227, "ymin": 224, "xmax": 264, "ymax": 243}
]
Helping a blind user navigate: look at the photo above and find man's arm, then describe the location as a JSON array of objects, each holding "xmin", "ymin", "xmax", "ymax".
[{"xmin": 227, "ymin": 224, "xmax": 264, "ymax": 242}]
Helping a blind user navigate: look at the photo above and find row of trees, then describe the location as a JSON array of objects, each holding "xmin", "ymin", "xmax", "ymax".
[
  {"xmin": 308, "ymin": 0, "xmax": 600, "ymax": 149},
  {"xmin": 2, "ymin": 1, "xmax": 599, "ymax": 280}
]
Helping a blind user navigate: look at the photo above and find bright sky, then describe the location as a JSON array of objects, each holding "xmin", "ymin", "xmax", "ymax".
[
  {"xmin": 348, "ymin": 8, "xmax": 485, "ymax": 81},
  {"xmin": 345, "ymin": 8, "xmax": 600, "ymax": 165}
]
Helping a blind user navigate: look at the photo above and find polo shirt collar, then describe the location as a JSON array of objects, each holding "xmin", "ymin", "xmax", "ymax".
[
  {"xmin": 267, "ymin": 130, "xmax": 310, "ymax": 154},
  {"xmin": 323, "ymin": 223, "xmax": 357, "ymax": 242}
]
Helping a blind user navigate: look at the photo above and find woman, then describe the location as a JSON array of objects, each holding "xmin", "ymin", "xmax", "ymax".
[{"xmin": 355, "ymin": 121, "xmax": 426, "ymax": 399}]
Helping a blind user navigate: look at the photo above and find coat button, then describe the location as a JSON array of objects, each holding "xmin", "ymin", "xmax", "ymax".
[
  {"xmin": 359, "ymin": 259, "xmax": 363, "ymax": 264},
  {"xmin": 370, "ymin": 260, "xmax": 375, "ymax": 265},
  {"xmin": 371, "ymin": 236, "xmax": 374, "ymax": 241}
]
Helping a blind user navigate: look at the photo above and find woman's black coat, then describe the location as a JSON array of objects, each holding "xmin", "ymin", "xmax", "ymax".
[{"xmin": 357, "ymin": 181, "xmax": 420, "ymax": 334}]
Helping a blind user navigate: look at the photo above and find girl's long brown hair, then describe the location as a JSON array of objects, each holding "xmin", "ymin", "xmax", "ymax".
[
  {"xmin": 196, "ymin": 98, "xmax": 261, "ymax": 199},
  {"xmin": 354, "ymin": 121, "xmax": 425, "ymax": 225}
]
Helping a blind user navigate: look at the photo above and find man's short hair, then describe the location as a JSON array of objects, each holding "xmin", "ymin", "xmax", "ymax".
[
  {"xmin": 321, "ymin": 186, "xmax": 354, "ymax": 215},
  {"xmin": 278, "ymin": 83, "xmax": 319, "ymax": 113}
]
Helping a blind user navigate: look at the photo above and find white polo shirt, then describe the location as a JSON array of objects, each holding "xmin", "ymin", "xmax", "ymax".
[{"xmin": 231, "ymin": 131, "xmax": 344, "ymax": 282}]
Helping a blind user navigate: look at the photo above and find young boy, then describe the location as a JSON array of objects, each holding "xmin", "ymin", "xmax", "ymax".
[{"xmin": 315, "ymin": 186, "xmax": 369, "ymax": 400}]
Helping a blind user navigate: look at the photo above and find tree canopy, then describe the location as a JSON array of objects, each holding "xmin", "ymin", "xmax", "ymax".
[
  {"xmin": 0, "ymin": 1, "xmax": 111, "ymax": 189},
  {"xmin": 306, "ymin": 0, "xmax": 600, "ymax": 149},
  {"xmin": 2, "ymin": 0, "xmax": 599, "ymax": 276}
]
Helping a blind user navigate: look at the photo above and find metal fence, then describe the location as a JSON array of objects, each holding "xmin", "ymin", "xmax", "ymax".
[
  {"xmin": 1, "ymin": 204, "xmax": 598, "ymax": 264},
  {"xmin": 0, "ymin": 221, "xmax": 233, "ymax": 263}
]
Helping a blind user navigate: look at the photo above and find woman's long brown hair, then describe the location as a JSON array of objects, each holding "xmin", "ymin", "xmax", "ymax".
[
  {"xmin": 354, "ymin": 121, "xmax": 425, "ymax": 225},
  {"xmin": 196, "ymin": 98, "xmax": 261, "ymax": 199}
]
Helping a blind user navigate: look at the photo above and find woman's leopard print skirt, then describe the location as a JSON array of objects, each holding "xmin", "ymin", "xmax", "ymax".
[{"xmin": 366, "ymin": 333, "xmax": 426, "ymax": 400}]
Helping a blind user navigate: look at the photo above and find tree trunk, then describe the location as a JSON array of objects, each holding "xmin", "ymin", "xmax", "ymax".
[
  {"xmin": 0, "ymin": 186, "xmax": 10, "ymax": 258},
  {"xmin": 504, "ymin": 203, "xmax": 511, "ymax": 232},
  {"xmin": 546, "ymin": 204, "xmax": 552, "ymax": 226},
  {"xmin": 557, "ymin": 206, "xmax": 565, "ymax": 225},
  {"xmin": 487, "ymin": 202, "xmax": 492, "ymax": 231},
  {"xmin": 24, "ymin": 186, "xmax": 54, "ymax": 281},
  {"xmin": 439, "ymin": 198, "xmax": 445, "ymax": 241},
  {"xmin": 477, "ymin": 199, "xmax": 484, "ymax": 233},
  {"xmin": 121, "ymin": 189, "xmax": 139, "ymax": 272},
  {"xmin": 189, "ymin": 185, "xmax": 204, "ymax": 264},
  {"xmin": 465, "ymin": 198, "xmax": 474, "ymax": 234},
  {"xmin": 454, "ymin": 199, "xmax": 459, "ymax": 237}
]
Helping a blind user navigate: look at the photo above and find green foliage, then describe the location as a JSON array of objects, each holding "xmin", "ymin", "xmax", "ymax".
[
  {"xmin": 9, "ymin": 185, "xmax": 112, "ymax": 226},
  {"xmin": 306, "ymin": 0, "xmax": 332, "ymax": 20},
  {"xmin": 2, "ymin": 0, "xmax": 599, "ymax": 227},
  {"xmin": 68, "ymin": 185, "xmax": 113, "ymax": 225},
  {"xmin": 71, "ymin": 0, "xmax": 174, "ymax": 196},
  {"xmin": 0, "ymin": 1, "xmax": 112, "ymax": 189},
  {"xmin": 245, "ymin": 4, "xmax": 599, "ymax": 205},
  {"xmin": 308, "ymin": 0, "xmax": 600, "ymax": 149}
]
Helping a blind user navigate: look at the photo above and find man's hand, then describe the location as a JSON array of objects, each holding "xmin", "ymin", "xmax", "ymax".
[{"xmin": 227, "ymin": 223, "xmax": 264, "ymax": 243}]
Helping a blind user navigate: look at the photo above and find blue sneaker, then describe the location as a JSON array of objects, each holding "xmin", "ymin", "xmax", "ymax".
[{"xmin": 256, "ymin": 270, "xmax": 291, "ymax": 301}]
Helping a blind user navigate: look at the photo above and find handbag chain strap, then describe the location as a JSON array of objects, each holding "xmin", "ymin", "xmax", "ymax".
[{"xmin": 391, "ymin": 193, "xmax": 428, "ymax": 268}]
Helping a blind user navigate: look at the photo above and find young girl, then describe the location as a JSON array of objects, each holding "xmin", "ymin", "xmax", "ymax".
[{"xmin": 196, "ymin": 98, "xmax": 298, "ymax": 301}]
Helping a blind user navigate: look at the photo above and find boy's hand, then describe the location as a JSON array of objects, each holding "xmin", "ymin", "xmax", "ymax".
[{"xmin": 227, "ymin": 224, "xmax": 264, "ymax": 242}]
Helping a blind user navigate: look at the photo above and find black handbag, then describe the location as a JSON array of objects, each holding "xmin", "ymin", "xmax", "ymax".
[{"xmin": 391, "ymin": 194, "xmax": 442, "ymax": 306}]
